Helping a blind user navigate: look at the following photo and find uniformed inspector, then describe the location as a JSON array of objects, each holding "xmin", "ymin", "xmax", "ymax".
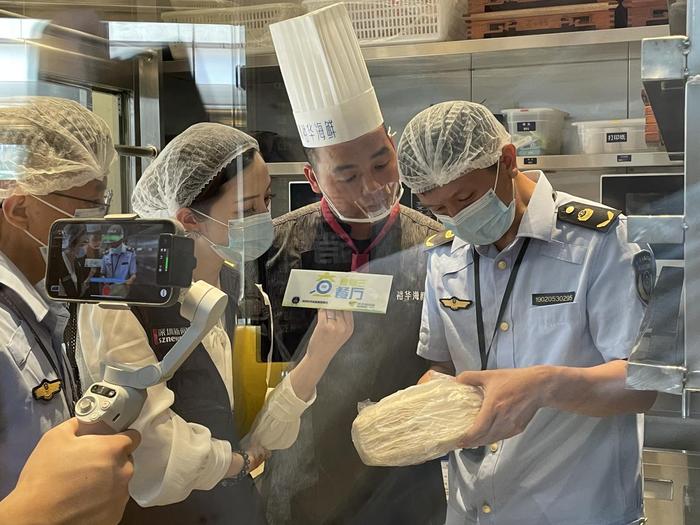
[
  {"xmin": 255, "ymin": 5, "xmax": 447, "ymax": 525},
  {"xmin": 101, "ymin": 224, "xmax": 136, "ymax": 298},
  {"xmin": 397, "ymin": 101, "xmax": 657, "ymax": 525},
  {"xmin": 0, "ymin": 97, "xmax": 137, "ymax": 525}
]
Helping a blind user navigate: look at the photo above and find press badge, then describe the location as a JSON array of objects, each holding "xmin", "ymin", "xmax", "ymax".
[{"xmin": 283, "ymin": 269, "xmax": 393, "ymax": 314}]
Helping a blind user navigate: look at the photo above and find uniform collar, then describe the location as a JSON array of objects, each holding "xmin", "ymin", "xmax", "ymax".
[
  {"xmin": 450, "ymin": 170, "xmax": 554, "ymax": 254},
  {"xmin": 516, "ymin": 170, "xmax": 556, "ymax": 243},
  {"xmin": 0, "ymin": 250, "xmax": 49, "ymax": 322}
]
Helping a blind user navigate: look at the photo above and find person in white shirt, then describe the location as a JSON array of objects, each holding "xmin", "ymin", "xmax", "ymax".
[{"xmin": 78, "ymin": 122, "xmax": 354, "ymax": 524}]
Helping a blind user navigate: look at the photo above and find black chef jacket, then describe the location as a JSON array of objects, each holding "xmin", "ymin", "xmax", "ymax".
[{"xmin": 251, "ymin": 202, "xmax": 447, "ymax": 525}]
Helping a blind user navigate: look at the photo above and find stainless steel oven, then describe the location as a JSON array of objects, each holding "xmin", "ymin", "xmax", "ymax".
[{"xmin": 601, "ymin": 173, "xmax": 684, "ymax": 267}]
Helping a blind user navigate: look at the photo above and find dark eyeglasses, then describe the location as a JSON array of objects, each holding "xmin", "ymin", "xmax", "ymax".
[{"xmin": 51, "ymin": 188, "xmax": 113, "ymax": 211}]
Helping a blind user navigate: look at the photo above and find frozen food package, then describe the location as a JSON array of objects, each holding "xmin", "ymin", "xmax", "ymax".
[{"xmin": 351, "ymin": 377, "xmax": 483, "ymax": 467}]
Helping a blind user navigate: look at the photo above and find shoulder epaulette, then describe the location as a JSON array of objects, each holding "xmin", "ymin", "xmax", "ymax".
[
  {"xmin": 557, "ymin": 201, "xmax": 621, "ymax": 233},
  {"xmin": 424, "ymin": 229, "xmax": 455, "ymax": 250}
]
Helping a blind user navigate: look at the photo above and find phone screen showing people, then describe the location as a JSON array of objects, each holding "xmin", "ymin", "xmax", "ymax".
[{"xmin": 46, "ymin": 219, "xmax": 177, "ymax": 305}]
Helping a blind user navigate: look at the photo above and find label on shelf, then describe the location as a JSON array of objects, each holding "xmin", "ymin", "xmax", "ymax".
[
  {"xmin": 607, "ymin": 132, "xmax": 629, "ymax": 143},
  {"xmin": 517, "ymin": 121, "xmax": 537, "ymax": 132},
  {"xmin": 617, "ymin": 154, "xmax": 633, "ymax": 162},
  {"xmin": 523, "ymin": 157, "xmax": 538, "ymax": 165}
]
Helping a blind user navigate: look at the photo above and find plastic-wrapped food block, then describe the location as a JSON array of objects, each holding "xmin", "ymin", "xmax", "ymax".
[{"xmin": 352, "ymin": 378, "xmax": 483, "ymax": 467}]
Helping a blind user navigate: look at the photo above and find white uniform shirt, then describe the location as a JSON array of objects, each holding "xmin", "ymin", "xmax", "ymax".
[
  {"xmin": 77, "ymin": 300, "xmax": 314, "ymax": 507},
  {"xmin": 418, "ymin": 172, "xmax": 648, "ymax": 525}
]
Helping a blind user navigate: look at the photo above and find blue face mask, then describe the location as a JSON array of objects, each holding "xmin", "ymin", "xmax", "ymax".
[
  {"xmin": 434, "ymin": 161, "xmax": 516, "ymax": 246},
  {"xmin": 197, "ymin": 210, "xmax": 274, "ymax": 262}
]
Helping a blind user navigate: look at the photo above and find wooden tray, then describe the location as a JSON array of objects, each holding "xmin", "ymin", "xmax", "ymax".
[
  {"xmin": 468, "ymin": 0, "xmax": 611, "ymax": 15},
  {"xmin": 466, "ymin": 3, "xmax": 617, "ymax": 39}
]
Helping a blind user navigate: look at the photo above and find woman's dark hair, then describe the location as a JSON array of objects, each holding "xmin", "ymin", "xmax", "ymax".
[
  {"xmin": 63, "ymin": 225, "xmax": 87, "ymax": 252},
  {"xmin": 190, "ymin": 148, "xmax": 257, "ymax": 214}
]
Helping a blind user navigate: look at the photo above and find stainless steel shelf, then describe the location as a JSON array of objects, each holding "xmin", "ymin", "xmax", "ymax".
[
  {"xmin": 247, "ymin": 26, "xmax": 670, "ymax": 68},
  {"xmin": 267, "ymin": 152, "xmax": 681, "ymax": 177},
  {"xmin": 642, "ymin": 35, "xmax": 688, "ymax": 157},
  {"xmin": 517, "ymin": 152, "xmax": 682, "ymax": 170}
]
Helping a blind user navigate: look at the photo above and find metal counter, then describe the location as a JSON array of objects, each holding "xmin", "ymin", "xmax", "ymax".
[{"xmin": 644, "ymin": 448, "xmax": 700, "ymax": 525}]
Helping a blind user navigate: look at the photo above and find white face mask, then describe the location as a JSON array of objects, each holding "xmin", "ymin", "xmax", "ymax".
[
  {"xmin": 74, "ymin": 207, "xmax": 107, "ymax": 218},
  {"xmin": 194, "ymin": 209, "xmax": 274, "ymax": 262},
  {"xmin": 110, "ymin": 243, "xmax": 125, "ymax": 254},
  {"xmin": 434, "ymin": 160, "xmax": 516, "ymax": 246}
]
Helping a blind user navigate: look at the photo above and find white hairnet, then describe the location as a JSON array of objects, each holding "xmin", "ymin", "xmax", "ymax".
[
  {"xmin": 0, "ymin": 97, "xmax": 115, "ymax": 199},
  {"xmin": 398, "ymin": 101, "xmax": 511, "ymax": 194},
  {"xmin": 132, "ymin": 123, "xmax": 259, "ymax": 219}
]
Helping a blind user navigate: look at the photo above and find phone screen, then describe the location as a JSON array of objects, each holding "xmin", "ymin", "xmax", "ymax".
[{"xmin": 46, "ymin": 219, "xmax": 178, "ymax": 305}]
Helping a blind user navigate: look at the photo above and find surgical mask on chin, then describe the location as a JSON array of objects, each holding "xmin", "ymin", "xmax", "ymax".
[
  {"xmin": 435, "ymin": 161, "xmax": 516, "ymax": 246},
  {"xmin": 195, "ymin": 209, "xmax": 274, "ymax": 262},
  {"xmin": 320, "ymin": 182, "xmax": 403, "ymax": 224}
]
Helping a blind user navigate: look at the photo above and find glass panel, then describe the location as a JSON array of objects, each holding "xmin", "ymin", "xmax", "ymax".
[{"xmin": 0, "ymin": 0, "xmax": 692, "ymax": 524}]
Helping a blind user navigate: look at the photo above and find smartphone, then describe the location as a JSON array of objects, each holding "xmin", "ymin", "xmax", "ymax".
[{"xmin": 46, "ymin": 218, "xmax": 182, "ymax": 306}]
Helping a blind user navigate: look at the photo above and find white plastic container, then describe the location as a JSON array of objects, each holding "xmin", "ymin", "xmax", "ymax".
[
  {"xmin": 161, "ymin": 3, "xmax": 304, "ymax": 53},
  {"xmin": 301, "ymin": 0, "xmax": 468, "ymax": 46},
  {"xmin": 572, "ymin": 118, "xmax": 647, "ymax": 154},
  {"xmin": 501, "ymin": 108, "xmax": 568, "ymax": 156}
]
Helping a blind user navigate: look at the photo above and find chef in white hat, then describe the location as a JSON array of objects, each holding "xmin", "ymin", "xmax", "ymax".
[
  {"xmin": 256, "ymin": 4, "xmax": 447, "ymax": 525},
  {"xmin": 271, "ymin": 2, "xmax": 407, "ymax": 263}
]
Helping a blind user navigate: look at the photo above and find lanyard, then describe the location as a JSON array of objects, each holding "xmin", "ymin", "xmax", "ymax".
[
  {"xmin": 320, "ymin": 198, "xmax": 400, "ymax": 271},
  {"xmin": 111, "ymin": 252, "xmax": 124, "ymax": 273},
  {"xmin": 473, "ymin": 237, "xmax": 530, "ymax": 371}
]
